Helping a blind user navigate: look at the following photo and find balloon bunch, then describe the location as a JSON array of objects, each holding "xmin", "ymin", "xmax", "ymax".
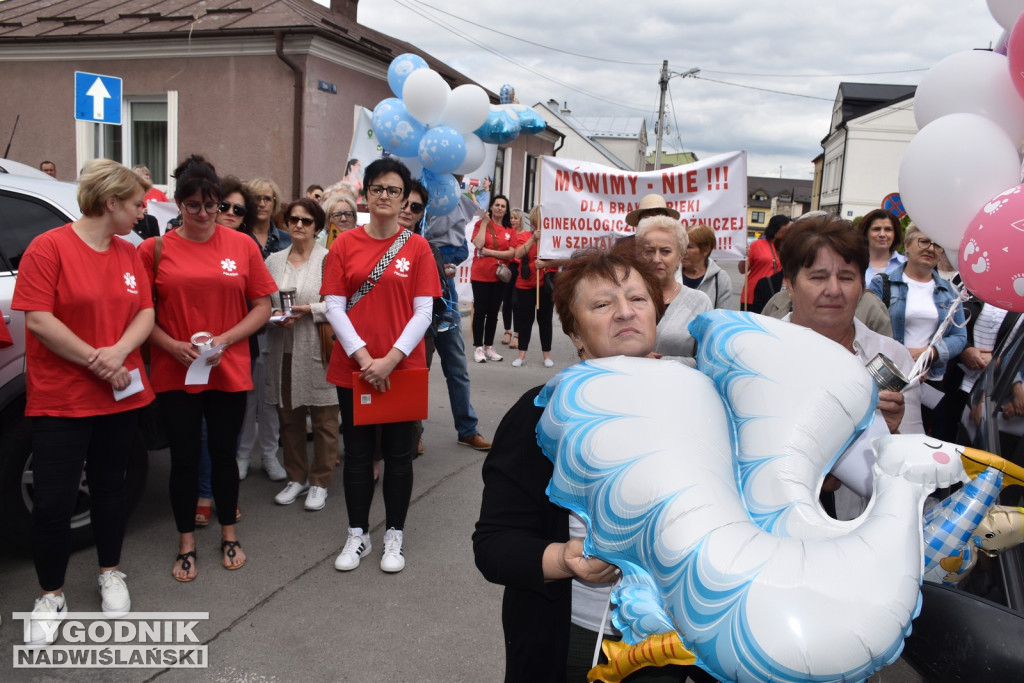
[
  {"xmin": 898, "ymin": 1, "xmax": 1024, "ymax": 312},
  {"xmin": 370, "ymin": 56, "xmax": 546, "ymax": 214}
]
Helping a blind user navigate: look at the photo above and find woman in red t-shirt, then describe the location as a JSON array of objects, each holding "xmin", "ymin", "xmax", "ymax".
[
  {"xmin": 12, "ymin": 159, "xmax": 155, "ymax": 640},
  {"xmin": 322, "ymin": 158, "xmax": 440, "ymax": 574},
  {"xmin": 510, "ymin": 205, "xmax": 555, "ymax": 368},
  {"xmin": 469, "ymin": 194, "xmax": 516, "ymax": 363},
  {"xmin": 137, "ymin": 155, "xmax": 276, "ymax": 582},
  {"xmin": 739, "ymin": 215, "xmax": 791, "ymax": 309}
]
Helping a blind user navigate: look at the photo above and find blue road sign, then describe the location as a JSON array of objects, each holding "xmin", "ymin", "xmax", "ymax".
[
  {"xmin": 74, "ymin": 72, "xmax": 122, "ymax": 125},
  {"xmin": 882, "ymin": 192, "xmax": 906, "ymax": 219}
]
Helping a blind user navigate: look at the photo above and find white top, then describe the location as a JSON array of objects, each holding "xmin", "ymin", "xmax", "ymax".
[
  {"xmin": 903, "ymin": 277, "xmax": 938, "ymax": 349},
  {"xmin": 568, "ymin": 512, "xmax": 620, "ymax": 635},
  {"xmin": 960, "ymin": 305, "xmax": 1015, "ymax": 393}
]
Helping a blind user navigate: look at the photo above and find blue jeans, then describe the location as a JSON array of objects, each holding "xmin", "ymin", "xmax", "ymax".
[
  {"xmin": 439, "ymin": 243, "xmax": 468, "ymax": 304},
  {"xmin": 430, "ymin": 317, "xmax": 479, "ymax": 439}
]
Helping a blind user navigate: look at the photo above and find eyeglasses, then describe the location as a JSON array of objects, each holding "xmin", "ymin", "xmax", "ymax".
[
  {"xmin": 366, "ymin": 184, "xmax": 403, "ymax": 198},
  {"xmin": 255, "ymin": 195, "xmax": 275, "ymax": 205},
  {"xmin": 182, "ymin": 201, "xmax": 220, "ymax": 215},
  {"xmin": 287, "ymin": 215, "xmax": 315, "ymax": 227},
  {"xmin": 219, "ymin": 202, "xmax": 246, "ymax": 217},
  {"xmin": 330, "ymin": 210, "xmax": 356, "ymax": 222},
  {"xmin": 915, "ymin": 237, "xmax": 941, "ymax": 251},
  {"xmin": 403, "ymin": 202, "xmax": 425, "ymax": 215}
]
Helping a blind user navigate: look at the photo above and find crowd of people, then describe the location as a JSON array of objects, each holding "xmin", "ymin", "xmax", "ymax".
[{"xmin": 14, "ymin": 156, "xmax": 1022, "ymax": 682}]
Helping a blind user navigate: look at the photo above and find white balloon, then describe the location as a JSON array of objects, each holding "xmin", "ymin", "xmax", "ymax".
[
  {"xmin": 442, "ymin": 84, "xmax": 491, "ymax": 134},
  {"xmin": 402, "ymin": 69, "xmax": 450, "ymax": 126},
  {"xmin": 899, "ymin": 113, "xmax": 1022, "ymax": 252},
  {"xmin": 454, "ymin": 133, "xmax": 485, "ymax": 175},
  {"xmin": 988, "ymin": 0, "xmax": 1024, "ymax": 30},
  {"xmin": 914, "ymin": 50, "xmax": 1024, "ymax": 145}
]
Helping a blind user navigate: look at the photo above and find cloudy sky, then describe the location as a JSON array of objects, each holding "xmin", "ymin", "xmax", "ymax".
[{"xmin": 339, "ymin": 0, "xmax": 1004, "ymax": 179}]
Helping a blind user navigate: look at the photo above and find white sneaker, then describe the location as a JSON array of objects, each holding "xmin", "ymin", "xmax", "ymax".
[
  {"xmin": 380, "ymin": 527, "xmax": 406, "ymax": 573},
  {"xmin": 544, "ymin": 358, "xmax": 555, "ymax": 368},
  {"xmin": 237, "ymin": 456, "xmax": 249, "ymax": 480},
  {"xmin": 274, "ymin": 481, "xmax": 309, "ymax": 505},
  {"xmin": 98, "ymin": 570, "xmax": 130, "ymax": 617},
  {"xmin": 304, "ymin": 486, "xmax": 328, "ymax": 511},
  {"xmin": 473, "ymin": 346, "xmax": 486, "ymax": 363},
  {"xmin": 262, "ymin": 454, "xmax": 287, "ymax": 481},
  {"xmin": 484, "ymin": 347, "xmax": 503, "ymax": 361},
  {"xmin": 24, "ymin": 593, "xmax": 67, "ymax": 646},
  {"xmin": 511, "ymin": 358, "xmax": 524, "ymax": 368},
  {"xmin": 335, "ymin": 529, "xmax": 371, "ymax": 571}
]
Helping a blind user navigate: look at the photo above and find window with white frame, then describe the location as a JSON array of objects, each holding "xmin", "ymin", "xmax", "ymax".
[{"xmin": 94, "ymin": 98, "xmax": 168, "ymax": 184}]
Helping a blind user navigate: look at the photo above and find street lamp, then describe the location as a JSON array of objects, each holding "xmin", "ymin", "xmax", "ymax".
[{"xmin": 654, "ymin": 62, "xmax": 699, "ymax": 170}]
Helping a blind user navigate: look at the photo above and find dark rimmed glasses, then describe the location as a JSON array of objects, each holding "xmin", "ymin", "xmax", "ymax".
[
  {"xmin": 403, "ymin": 202, "xmax": 425, "ymax": 215},
  {"xmin": 287, "ymin": 215, "xmax": 315, "ymax": 227},
  {"xmin": 182, "ymin": 201, "xmax": 220, "ymax": 215},
  {"xmin": 366, "ymin": 184, "xmax": 403, "ymax": 198}
]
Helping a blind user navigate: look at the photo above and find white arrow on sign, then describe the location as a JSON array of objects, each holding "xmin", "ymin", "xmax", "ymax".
[{"xmin": 86, "ymin": 78, "xmax": 111, "ymax": 121}]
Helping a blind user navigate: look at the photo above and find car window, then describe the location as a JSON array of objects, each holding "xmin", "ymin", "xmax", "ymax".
[{"xmin": 0, "ymin": 190, "xmax": 70, "ymax": 272}]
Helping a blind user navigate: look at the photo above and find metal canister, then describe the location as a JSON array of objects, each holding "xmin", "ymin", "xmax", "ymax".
[
  {"xmin": 190, "ymin": 331, "xmax": 214, "ymax": 353},
  {"xmin": 279, "ymin": 288, "xmax": 297, "ymax": 316},
  {"xmin": 865, "ymin": 353, "xmax": 910, "ymax": 393}
]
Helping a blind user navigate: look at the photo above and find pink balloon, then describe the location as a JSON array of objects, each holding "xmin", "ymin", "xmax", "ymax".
[
  {"xmin": 1008, "ymin": 14, "xmax": 1024, "ymax": 99},
  {"xmin": 960, "ymin": 184, "xmax": 1024, "ymax": 312}
]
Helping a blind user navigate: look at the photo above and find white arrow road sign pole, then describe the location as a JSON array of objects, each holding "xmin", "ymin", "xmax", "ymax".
[{"xmin": 86, "ymin": 78, "xmax": 111, "ymax": 121}]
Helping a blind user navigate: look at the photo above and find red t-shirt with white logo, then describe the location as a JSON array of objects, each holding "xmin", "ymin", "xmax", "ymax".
[
  {"xmin": 470, "ymin": 220, "xmax": 514, "ymax": 283},
  {"xmin": 321, "ymin": 227, "xmax": 441, "ymax": 388},
  {"xmin": 12, "ymin": 224, "xmax": 155, "ymax": 417},
  {"xmin": 137, "ymin": 226, "xmax": 278, "ymax": 393}
]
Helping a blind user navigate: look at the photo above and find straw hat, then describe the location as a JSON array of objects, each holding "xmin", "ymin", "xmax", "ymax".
[{"xmin": 624, "ymin": 194, "xmax": 680, "ymax": 227}]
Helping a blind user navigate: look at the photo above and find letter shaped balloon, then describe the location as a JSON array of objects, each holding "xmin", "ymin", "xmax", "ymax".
[{"xmin": 536, "ymin": 311, "xmax": 970, "ymax": 682}]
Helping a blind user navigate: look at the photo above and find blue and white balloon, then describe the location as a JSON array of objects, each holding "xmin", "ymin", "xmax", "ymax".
[
  {"xmin": 475, "ymin": 106, "xmax": 521, "ymax": 144},
  {"xmin": 508, "ymin": 104, "xmax": 547, "ymax": 135},
  {"xmin": 387, "ymin": 53, "xmax": 428, "ymax": 98},
  {"xmin": 418, "ymin": 126, "xmax": 467, "ymax": 175},
  {"xmin": 499, "ymin": 83, "xmax": 516, "ymax": 104},
  {"xmin": 421, "ymin": 168, "xmax": 461, "ymax": 215},
  {"xmin": 371, "ymin": 98, "xmax": 427, "ymax": 158}
]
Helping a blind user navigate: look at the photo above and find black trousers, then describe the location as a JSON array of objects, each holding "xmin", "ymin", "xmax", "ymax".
[
  {"xmin": 515, "ymin": 285, "xmax": 554, "ymax": 353},
  {"xmin": 471, "ymin": 280, "xmax": 505, "ymax": 347},
  {"xmin": 31, "ymin": 409, "xmax": 141, "ymax": 591},
  {"xmin": 501, "ymin": 262, "xmax": 520, "ymax": 332},
  {"xmin": 338, "ymin": 387, "xmax": 415, "ymax": 530},
  {"xmin": 159, "ymin": 390, "xmax": 246, "ymax": 533}
]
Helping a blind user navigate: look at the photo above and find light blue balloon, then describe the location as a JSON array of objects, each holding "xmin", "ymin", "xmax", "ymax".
[
  {"xmin": 421, "ymin": 168, "xmax": 461, "ymax": 215},
  {"xmin": 499, "ymin": 83, "xmax": 515, "ymax": 104},
  {"xmin": 474, "ymin": 107, "xmax": 521, "ymax": 144},
  {"xmin": 418, "ymin": 125, "xmax": 467, "ymax": 175},
  {"xmin": 387, "ymin": 53, "xmax": 429, "ymax": 98},
  {"xmin": 371, "ymin": 97, "xmax": 427, "ymax": 157},
  {"xmin": 509, "ymin": 105, "xmax": 547, "ymax": 135}
]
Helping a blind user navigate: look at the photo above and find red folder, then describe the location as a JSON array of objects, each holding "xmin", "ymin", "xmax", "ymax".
[{"xmin": 351, "ymin": 368, "xmax": 429, "ymax": 425}]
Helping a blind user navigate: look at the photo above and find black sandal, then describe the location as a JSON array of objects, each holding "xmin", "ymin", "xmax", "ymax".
[
  {"xmin": 221, "ymin": 540, "xmax": 246, "ymax": 571},
  {"xmin": 173, "ymin": 550, "xmax": 197, "ymax": 583}
]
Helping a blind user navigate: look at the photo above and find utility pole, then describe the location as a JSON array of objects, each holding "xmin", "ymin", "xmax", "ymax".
[{"xmin": 654, "ymin": 64, "xmax": 699, "ymax": 170}]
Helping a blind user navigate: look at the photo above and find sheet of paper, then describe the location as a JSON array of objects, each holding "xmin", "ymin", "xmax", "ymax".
[
  {"xmin": 269, "ymin": 314, "xmax": 290, "ymax": 324},
  {"xmin": 112, "ymin": 368, "xmax": 145, "ymax": 401},
  {"xmin": 184, "ymin": 345, "xmax": 228, "ymax": 386}
]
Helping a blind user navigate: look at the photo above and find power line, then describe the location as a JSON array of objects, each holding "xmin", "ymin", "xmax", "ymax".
[
  {"xmin": 694, "ymin": 76, "xmax": 835, "ymax": 102},
  {"xmin": 703, "ymin": 67, "xmax": 928, "ymax": 78}
]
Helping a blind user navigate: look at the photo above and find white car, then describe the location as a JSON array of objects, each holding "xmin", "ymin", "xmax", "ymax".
[{"xmin": 0, "ymin": 172, "xmax": 150, "ymax": 551}]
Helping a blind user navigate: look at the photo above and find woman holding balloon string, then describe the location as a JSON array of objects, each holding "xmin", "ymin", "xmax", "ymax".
[
  {"xmin": 474, "ymin": 245, "xmax": 715, "ymax": 682},
  {"xmin": 509, "ymin": 206, "xmax": 555, "ymax": 368},
  {"xmin": 470, "ymin": 194, "xmax": 516, "ymax": 363}
]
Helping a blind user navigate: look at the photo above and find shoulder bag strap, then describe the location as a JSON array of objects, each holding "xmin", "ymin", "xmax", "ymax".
[
  {"xmin": 346, "ymin": 229, "xmax": 412, "ymax": 312},
  {"xmin": 880, "ymin": 273, "xmax": 891, "ymax": 308},
  {"xmin": 151, "ymin": 235, "xmax": 163, "ymax": 304}
]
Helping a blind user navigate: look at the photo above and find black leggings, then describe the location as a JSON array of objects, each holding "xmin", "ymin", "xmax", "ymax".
[
  {"xmin": 159, "ymin": 390, "xmax": 246, "ymax": 533},
  {"xmin": 471, "ymin": 280, "xmax": 505, "ymax": 347},
  {"xmin": 501, "ymin": 262, "xmax": 520, "ymax": 332},
  {"xmin": 32, "ymin": 410, "xmax": 140, "ymax": 591},
  {"xmin": 338, "ymin": 388, "xmax": 416, "ymax": 530},
  {"xmin": 515, "ymin": 286, "xmax": 554, "ymax": 352}
]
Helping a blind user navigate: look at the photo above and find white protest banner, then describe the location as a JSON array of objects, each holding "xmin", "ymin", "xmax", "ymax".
[{"xmin": 537, "ymin": 152, "xmax": 748, "ymax": 260}]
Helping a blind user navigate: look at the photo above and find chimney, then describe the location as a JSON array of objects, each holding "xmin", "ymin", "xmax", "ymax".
[
  {"xmin": 547, "ymin": 98, "xmax": 558, "ymax": 106},
  {"xmin": 331, "ymin": 0, "xmax": 359, "ymax": 22},
  {"xmin": 560, "ymin": 101, "xmax": 571, "ymax": 115}
]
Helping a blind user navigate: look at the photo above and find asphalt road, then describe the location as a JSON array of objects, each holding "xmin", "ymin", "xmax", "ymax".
[{"xmin": 0, "ymin": 264, "xmax": 923, "ymax": 681}]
